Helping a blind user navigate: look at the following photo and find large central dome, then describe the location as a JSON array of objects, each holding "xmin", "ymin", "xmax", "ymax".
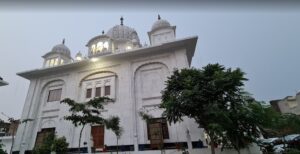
[
  {"xmin": 86, "ymin": 17, "xmax": 142, "ymax": 57},
  {"xmin": 106, "ymin": 24, "xmax": 140, "ymax": 43}
]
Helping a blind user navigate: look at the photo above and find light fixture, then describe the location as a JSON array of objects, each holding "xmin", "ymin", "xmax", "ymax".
[
  {"xmin": 76, "ymin": 56, "xmax": 82, "ymax": 61},
  {"xmin": 126, "ymin": 46, "xmax": 132, "ymax": 50},
  {"xmin": 91, "ymin": 57, "xmax": 99, "ymax": 62}
]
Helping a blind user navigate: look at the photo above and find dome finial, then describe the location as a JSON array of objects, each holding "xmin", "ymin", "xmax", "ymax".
[
  {"xmin": 120, "ymin": 16, "xmax": 124, "ymax": 25},
  {"xmin": 62, "ymin": 38, "xmax": 65, "ymax": 45},
  {"xmin": 158, "ymin": 14, "xmax": 161, "ymax": 20}
]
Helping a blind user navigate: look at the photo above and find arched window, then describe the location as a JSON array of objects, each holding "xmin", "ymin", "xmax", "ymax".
[
  {"xmin": 91, "ymin": 44, "xmax": 96, "ymax": 53},
  {"xmin": 103, "ymin": 41, "xmax": 109, "ymax": 50},
  {"xmin": 97, "ymin": 42, "xmax": 103, "ymax": 52}
]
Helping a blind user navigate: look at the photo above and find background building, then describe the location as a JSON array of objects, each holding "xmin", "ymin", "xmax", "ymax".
[
  {"xmin": 0, "ymin": 117, "xmax": 19, "ymax": 153},
  {"xmin": 270, "ymin": 92, "xmax": 300, "ymax": 115}
]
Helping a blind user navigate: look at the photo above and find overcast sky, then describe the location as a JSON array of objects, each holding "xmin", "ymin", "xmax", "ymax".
[{"xmin": 1, "ymin": 2, "xmax": 300, "ymax": 119}]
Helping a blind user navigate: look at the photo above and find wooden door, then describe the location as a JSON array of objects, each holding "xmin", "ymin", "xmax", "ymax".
[
  {"xmin": 91, "ymin": 125, "xmax": 104, "ymax": 149},
  {"xmin": 149, "ymin": 122, "xmax": 163, "ymax": 149}
]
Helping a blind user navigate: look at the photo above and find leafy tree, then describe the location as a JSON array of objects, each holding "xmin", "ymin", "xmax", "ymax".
[
  {"xmin": 105, "ymin": 116, "xmax": 123, "ymax": 154},
  {"xmin": 247, "ymin": 102, "xmax": 300, "ymax": 153},
  {"xmin": 61, "ymin": 97, "xmax": 121, "ymax": 153},
  {"xmin": 247, "ymin": 102, "xmax": 300, "ymax": 137},
  {"xmin": 286, "ymin": 148, "xmax": 300, "ymax": 154},
  {"xmin": 274, "ymin": 113, "xmax": 300, "ymax": 137},
  {"xmin": 246, "ymin": 102, "xmax": 280, "ymax": 138},
  {"xmin": 7, "ymin": 118, "xmax": 19, "ymax": 154},
  {"xmin": 160, "ymin": 64, "xmax": 261, "ymax": 154},
  {"xmin": 0, "ymin": 118, "xmax": 18, "ymax": 154}
]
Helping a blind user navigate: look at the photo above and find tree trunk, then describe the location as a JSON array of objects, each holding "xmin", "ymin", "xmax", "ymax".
[
  {"xmin": 116, "ymin": 137, "xmax": 118, "ymax": 154},
  {"xmin": 78, "ymin": 125, "xmax": 85, "ymax": 154},
  {"xmin": 210, "ymin": 138, "xmax": 216, "ymax": 154},
  {"xmin": 9, "ymin": 126, "xmax": 16, "ymax": 154},
  {"xmin": 210, "ymin": 141, "xmax": 215, "ymax": 154}
]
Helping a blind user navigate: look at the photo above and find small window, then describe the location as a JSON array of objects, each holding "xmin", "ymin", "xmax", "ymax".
[
  {"xmin": 47, "ymin": 89, "xmax": 62, "ymax": 102},
  {"xmin": 50, "ymin": 59, "xmax": 55, "ymax": 66},
  {"xmin": 97, "ymin": 42, "xmax": 103, "ymax": 52},
  {"xmin": 103, "ymin": 41, "xmax": 109, "ymax": 50},
  {"xmin": 54, "ymin": 58, "xmax": 59, "ymax": 66},
  {"xmin": 45, "ymin": 60, "xmax": 50, "ymax": 67},
  {"xmin": 86, "ymin": 88, "xmax": 92, "ymax": 98},
  {"xmin": 95, "ymin": 87, "xmax": 101, "ymax": 97},
  {"xmin": 91, "ymin": 44, "xmax": 96, "ymax": 53},
  {"xmin": 104, "ymin": 86, "xmax": 110, "ymax": 96}
]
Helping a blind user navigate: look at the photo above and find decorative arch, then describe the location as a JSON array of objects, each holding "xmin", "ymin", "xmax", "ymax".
[
  {"xmin": 79, "ymin": 70, "xmax": 117, "ymax": 86},
  {"xmin": 133, "ymin": 61, "xmax": 170, "ymax": 144},
  {"xmin": 40, "ymin": 79, "xmax": 65, "ymax": 94},
  {"xmin": 79, "ymin": 70, "xmax": 118, "ymax": 101},
  {"xmin": 33, "ymin": 79, "xmax": 65, "ymax": 141},
  {"xmin": 134, "ymin": 61, "xmax": 170, "ymax": 76},
  {"xmin": 41, "ymin": 118, "xmax": 56, "ymax": 129},
  {"xmin": 134, "ymin": 61, "xmax": 170, "ymax": 101}
]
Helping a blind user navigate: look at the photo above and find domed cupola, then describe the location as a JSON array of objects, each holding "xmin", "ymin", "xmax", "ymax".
[
  {"xmin": 42, "ymin": 39, "xmax": 72, "ymax": 68},
  {"xmin": 86, "ymin": 30, "xmax": 114, "ymax": 57},
  {"xmin": 51, "ymin": 44, "xmax": 71, "ymax": 57},
  {"xmin": 106, "ymin": 17, "xmax": 141, "ymax": 52},
  {"xmin": 148, "ymin": 15, "xmax": 176, "ymax": 46},
  {"xmin": 151, "ymin": 17, "xmax": 171, "ymax": 32}
]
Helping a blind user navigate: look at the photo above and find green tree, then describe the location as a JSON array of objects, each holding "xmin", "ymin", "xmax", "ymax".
[
  {"xmin": 0, "ymin": 113, "xmax": 19, "ymax": 154},
  {"xmin": 160, "ymin": 64, "xmax": 261, "ymax": 154},
  {"xmin": 247, "ymin": 102, "xmax": 300, "ymax": 152},
  {"xmin": 7, "ymin": 118, "xmax": 19, "ymax": 154},
  {"xmin": 61, "ymin": 97, "xmax": 121, "ymax": 153},
  {"xmin": 274, "ymin": 113, "xmax": 300, "ymax": 136},
  {"xmin": 246, "ymin": 102, "xmax": 280, "ymax": 138},
  {"xmin": 247, "ymin": 102, "xmax": 300, "ymax": 137},
  {"xmin": 105, "ymin": 116, "xmax": 123, "ymax": 154}
]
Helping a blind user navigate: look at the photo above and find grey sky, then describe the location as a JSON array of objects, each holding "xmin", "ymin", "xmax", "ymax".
[{"xmin": 1, "ymin": 5, "xmax": 300, "ymax": 119}]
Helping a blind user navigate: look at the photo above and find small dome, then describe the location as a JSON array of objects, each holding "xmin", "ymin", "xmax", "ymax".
[
  {"xmin": 51, "ymin": 44, "xmax": 71, "ymax": 57},
  {"xmin": 106, "ymin": 25, "xmax": 139, "ymax": 42},
  {"xmin": 151, "ymin": 19, "xmax": 171, "ymax": 31},
  {"xmin": 42, "ymin": 40, "xmax": 72, "ymax": 59},
  {"xmin": 75, "ymin": 51, "xmax": 82, "ymax": 57}
]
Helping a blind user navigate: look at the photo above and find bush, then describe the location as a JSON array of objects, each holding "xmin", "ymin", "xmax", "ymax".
[
  {"xmin": 32, "ymin": 132, "xmax": 55, "ymax": 154},
  {"xmin": 0, "ymin": 141, "xmax": 7, "ymax": 154},
  {"xmin": 51, "ymin": 137, "xmax": 69, "ymax": 154},
  {"xmin": 32, "ymin": 133, "xmax": 69, "ymax": 154},
  {"xmin": 286, "ymin": 148, "xmax": 300, "ymax": 154}
]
